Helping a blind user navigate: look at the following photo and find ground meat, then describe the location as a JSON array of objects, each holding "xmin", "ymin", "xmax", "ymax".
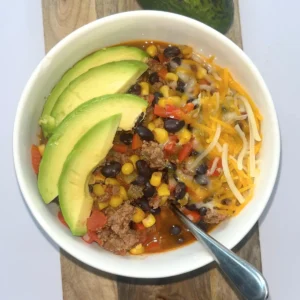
[
  {"xmin": 97, "ymin": 203, "xmax": 139, "ymax": 254},
  {"xmin": 106, "ymin": 152, "xmax": 131, "ymax": 164},
  {"xmin": 149, "ymin": 196, "xmax": 160, "ymax": 209},
  {"xmin": 111, "ymin": 185, "xmax": 120, "ymax": 196},
  {"xmin": 96, "ymin": 193, "xmax": 110, "ymax": 203},
  {"xmin": 140, "ymin": 141, "xmax": 167, "ymax": 170},
  {"xmin": 148, "ymin": 58, "xmax": 164, "ymax": 73},
  {"xmin": 127, "ymin": 184, "xmax": 144, "ymax": 200},
  {"xmin": 203, "ymin": 209, "xmax": 227, "ymax": 224},
  {"xmin": 152, "ymin": 81, "xmax": 164, "ymax": 91},
  {"xmin": 96, "ymin": 184, "xmax": 119, "ymax": 203}
]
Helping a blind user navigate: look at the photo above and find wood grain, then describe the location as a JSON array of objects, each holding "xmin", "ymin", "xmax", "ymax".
[{"xmin": 41, "ymin": 1, "xmax": 261, "ymax": 299}]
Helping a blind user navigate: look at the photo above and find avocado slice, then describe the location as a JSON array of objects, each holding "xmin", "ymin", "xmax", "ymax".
[
  {"xmin": 47, "ymin": 60, "xmax": 148, "ymax": 135},
  {"xmin": 38, "ymin": 94, "xmax": 147, "ymax": 204},
  {"xmin": 58, "ymin": 114, "xmax": 121, "ymax": 235},
  {"xmin": 39, "ymin": 46, "xmax": 148, "ymax": 137}
]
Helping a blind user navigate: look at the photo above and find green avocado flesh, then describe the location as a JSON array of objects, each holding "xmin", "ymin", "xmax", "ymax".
[
  {"xmin": 138, "ymin": 0, "xmax": 234, "ymax": 34},
  {"xmin": 47, "ymin": 60, "xmax": 148, "ymax": 135},
  {"xmin": 39, "ymin": 46, "xmax": 148, "ymax": 137},
  {"xmin": 38, "ymin": 94, "xmax": 147, "ymax": 204},
  {"xmin": 58, "ymin": 114, "xmax": 121, "ymax": 236}
]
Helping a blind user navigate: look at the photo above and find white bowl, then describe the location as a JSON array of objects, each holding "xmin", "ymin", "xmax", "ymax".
[{"xmin": 13, "ymin": 11, "xmax": 280, "ymax": 278}]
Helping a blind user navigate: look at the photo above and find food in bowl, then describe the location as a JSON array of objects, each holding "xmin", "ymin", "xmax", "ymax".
[{"xmin": 31, "ymin": 40, "xmax": 262, "ymax": 256}]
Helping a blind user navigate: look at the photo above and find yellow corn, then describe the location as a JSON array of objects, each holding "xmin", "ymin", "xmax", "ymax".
[
  {"xmin": 147, "ymin": 122, "xmax": 155, "ymax": 131},
  {"xmin": 181, "ymin": 94, "xmax": 189, "ymax": 104},
  {"xmin": 142, "ymin": 214, "xmax": 156, "ymax": 228},
  {"xmin": 160, "ymin": 196, "xmax": 168, "ymax": 205},
  {"xmin": 140, "ymin": 82, "xmax": 150, "ymax": 96},
  {"xmin": 98, "ymin": 201, "xmax": 109, "ymax": 210},
  {"xmin": 182, "ymin": 45, "xmax": 193, "ymax": 57},
  {"xmin": 150, "ymin": 172, "xmax": 162, "ymax": 187},
  {"xmin": 153, "ymin": 128, "xmax": 168, "ymax": 144},
  {"xmin": 38, "ymin": 144, "xmax": 45, "ymax": 156},
  {"xmin": 130, "ymin": 243, "xmax": 145, "ymax": 255},
  {"xmin": 160, "ymin": 85, "xmax": 170, "ymax": 98},
  {"xmin": 130, "ymin": 155, "xmax": 139, "ymax": 168},
  {"xmin": 93, "ymin": 184, "xmax": 105, "ymax": 196},
  {"xmin": 157, "ymin": 183, "xmax": 170, "ymax": 197},
  {"xmin": 122, "ymin": 162, "xmax": 134, "ymax": 175},
  {"xmin": 178, "ymin": 127, "xmax": 192, "ymax": 145},
  {"xmin": 105, "ymin": 178, "xmax": 119, "ymax": 185},
  {"xmin": 196, "ymin": 67, "xmax": 208, "ymax": 80},
  {"xmin": 165, "ymin": 72, "xmax": 179, "ymax": 82},
  {"xmin": 119, "ymin": 186, "xmax": 128, "ymax": 200},
  {"xmin": 94, "ymin": 173, "xmax": 105, "ymax": 182},
  {"xmin": 146, "ymin": 45, "xmax": 158, "ymax": 57},
  {"xmin": 109, "ymin": 195, "xmax": 123, "ymax": 208},
  {"xmin": 158, "ymin": 96, "xmax": 181, "ymax": 108},
  {"xmin": 132, "ymin": 207, "xmax": 146, "ymax": 223}
]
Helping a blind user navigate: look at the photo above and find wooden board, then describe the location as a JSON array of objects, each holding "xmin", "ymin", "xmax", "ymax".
[{"xmin": 41, "ymin": 1, "xmax": 261, "ymax": 299}]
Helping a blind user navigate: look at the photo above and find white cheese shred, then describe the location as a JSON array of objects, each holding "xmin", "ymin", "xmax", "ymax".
[
  {"xmin": 235, "ymin": 124, "xmax": 248, "ymax": 170},
  {"xmin": 216, "ymin": 142, "xmax": 223, "ymax": 153},
  {"xmin": 207, "ymin": 157, "xmax": 220, "ymax": 176},
  {"xmin": 222, "ymin": 144, "xmax": 245, "ymax": 204},
  {"xmin": 249, "ymin": 119, "xmax": 256, "ymax": 177},
  {"xmin": 192, "ymin": 124, "xmax": 222, "ymax": 169},
  {"xmin": 238, "ymin": 96, "xmax": 261, "ymax": 142},
  {"xmin": 215, "ymin": 92, "xmax": 220, "ymax": 112}
]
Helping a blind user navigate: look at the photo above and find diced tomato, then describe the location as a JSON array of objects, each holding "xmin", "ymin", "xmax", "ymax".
[
  {"xmin": 132, "ymin": 133, "xmax": 143, "ymax": 150},
  {"xmin": 207, "ymin": 158, "xmax": 222, "ymax": 177},
  {"xmin": 164, "ymin": 142, "xmax": 177, "ymax": 154},
  {"xmin": 158, "ymin": 67, "xmax": 168, "ymax": 79},
  {"xmin": 169, "ymin": 134, "xmax": 178, "ymax": 143},
  {"xmin": 87, "ymin": 210, "xmax": 107, "ymax": 231},
  {"xmin": 88, "ymin": 231, "xmax": 103, "ymax": 246},
  {"xmin": 145, "ymin": 240, "xmax": 161, "ymax": 252},
  {"xmin": 81, "ymin": 232, "xmax": 94, "ymax": 244},
  {"xmin": 31, "ymin": 144, "xmax": 41, "ymax": 174},
  {"xmin": 183, "ymin": 103, "xmax": 195, "ymax": 113},
  {"xmin": 148, "ymin": 94, "xmax": 155, "ymax": 104},
  {"xmin": 157, "ymin": 53, "xmax": 168, "ymax": 64},
  {"xmin": 154, "ymin": 105, "xmax": 168, "ymax": 118},
  {"xmin": 133, "ymin": 222, "xmax": 146, "ymax": 231},
  {"xmin": 58, "ymin": 211, "xmax": 68, "ymax": 227},
  {"xmin": 183, "ymin": 208, "xmax": 201, "ymax": 223},
  {"xmin": 178, "ymin": 141, "xmax": 193, "ymax": 163},
  {"xmin": 113, "ymin": 144, "xmax": 128, "ymax": 153}
]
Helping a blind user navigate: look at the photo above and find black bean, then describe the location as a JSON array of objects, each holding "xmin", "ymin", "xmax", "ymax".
[
  {"xmin": 195, "ymin": 174, "xmax": 209, "ymax": 186},
  {"xmin": 166, "ymin": 162, "xmax": 177, "ymax": 172},
  {"xmin": 128, "ymin": 83, "xmax": 141, "ymax": 95},
  {"xmin": 101, "ymin": 161, "xmax": 121, "ymax": 178},
  {"xmin": 163, "ymin": 46, "xmax": 181, "ymax": 58},
  {"xmin": 170, "ymin": 225, "xmax": 182, "ymax": 235},
  {"xmin": 152, "ymin": 92, "xmax": 163, "ymax": 107},
  {"xmin": 143, "ymin": 182, "xmax": 156, "ymax": 198},
  {"xmin": 196, "ymin": 164, "xmax": 208, "ymax": 175},
  {"xmin": 177, "ymin": 237, "xmax": 185, "ymax": 244},
  {"xmin": 135, "ymin": 113, "xmax": 144, "ymax": 127},
  {"xmin": 176, "ymin": 79, "xmax": 185, "ymax": 93},
  {"xmin": 149, "ymin": 72, "xmax": 159, "ymax": 84},
  {"xmin": 197, "ymin": 220, "xmax": 208, "ymax": 232},
  {"xmin": 135, "ymin": 125, "xmax": 154, "ymax": 141},
  {"xmin": 119, "ymin": 131, "xmax": 133, "ymax": 145},
  {"xmin": 172, "ymin": 57, "xmax": 182, "ymax": 66},
  {"xmin": 136, "ymin": 160, "xmax": 152, "ymax": 179},
  {"xmin": 150, "ymin": 207, "xmax": 161, "ymax": 215},
  {"xmin": 164, "ymin": 118, "xmax": 185, "ymax": 133},
  {"xmin": 174, "ymin": 182, "xmax": 186, "ymax": 200},
  {"xmin": 199, "ymin": 207, "xmax": 208, "ymax": 216},
  {"xmin": 132, "ymin": 175, "xmax": 147, "ymax": 186},
  {"xmin": 186, "ymin": 204, "xmax": 198, "ymax": 211},
  {"xmin": 137, "ymin": 198, "xmax": 151, "ymax": 212}
]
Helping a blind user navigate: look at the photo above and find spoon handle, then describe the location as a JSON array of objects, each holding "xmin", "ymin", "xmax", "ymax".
[{"xmin": 171, "ymin": 204, "xmax": 269, "ymax": 300}]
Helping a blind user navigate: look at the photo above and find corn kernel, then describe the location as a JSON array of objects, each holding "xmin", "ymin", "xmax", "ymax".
[
  {"xmin": 158, "ymin": 96, "xmax": 181, "ymax": 108},
  {"xmin": 160, "ymin": 196, "xmax": 168, "ymax": 205},
  {"xmin": 181, "ymin": 94, "xmax": 189, "ymax": 104},
  {"xmin": 119, "ymin": 186, "xmax": 128, "ymax": 200},
  {"xmin": 146, "ymin": 45, "xmax": 158, "ymax": 57},
  {"xmin": 130, "ymin": 243, "xmax": 145, "ymax": 255},
  {"xmin": 160, "ymin": 85, "xmax": 169, "ymax": 98},
  {"xmin": 38, "ymin": 144, "xmax": 45, "ymax": 156},
  {"xmin": 153, "ymin": 128, "xmax": 169, "ymax": 144},
  {"xmin": 147, "ymin": 122, "xmax": 155, "ymax": 131},
  {"xmin": 93, "ymin": 184, "xmax": 105, "ymax": 196},
  {"xmin": 157, "ymin": 183, "xmax": 170, "ymax": 197},
  {"xmin": 109, "ymin": 195, "xmax": 123, "ymax": 208},
  {"xmin": 165, "ymin": 72, "xmax": 179, "ymax": 82},
  {"xmin": 94, "ymin": 173, "xmax": 105, "ymax": 182},
  {"xmin": 122, "ymin": 163, "xmax": 134, "ymax": 175},
  {"xmin": 130, "ymin": 155, "xmax": 140, "ymax": 168},
  {"xmin": 178, "ymin": 127, "xmax": 192, "ymax": 145},
  {"xmin": 132, "ymin": 207, "xmax": 146, "ymax": 223},
  {"xmin": 142, "ymin": 214, "xmax": 156, "ymax": 228},
  {"xmin": 150, "ymin": 172, "xmax": 162, "ymax": 187},
  {"xmin": 105, "ymin": 178, "xmax": 119, "ymax": 185},
  {"xmin": 140, "ymin": 82, "xmax": 150, "ymax": 96},
  {"xmin": 196, "ymin": 67, "xmax": 208, "ymax": 80},
  {"xmin": 182, "ymin": 46, "xmax": 193, "ymax": 57},
  {"xmin": 98, "ymin": 201, "xmax": 109, "ymax": 210}
]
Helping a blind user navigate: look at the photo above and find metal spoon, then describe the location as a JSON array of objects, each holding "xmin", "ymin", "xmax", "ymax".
[{"xmin": 171, "ymin": 203, "xmax": 269, "ymax": 300}]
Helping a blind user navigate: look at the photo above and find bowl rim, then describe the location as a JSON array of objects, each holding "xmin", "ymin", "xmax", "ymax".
[{"xmin": 13, "ymin": 10, "xmax": 281, "ymax": 278}]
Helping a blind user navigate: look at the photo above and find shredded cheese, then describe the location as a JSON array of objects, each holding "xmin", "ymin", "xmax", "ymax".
[
  {"xmin": 191, "ymin": 124, "xmax": 222, "ymax": 168},
  {"xmin": 249, "ymin": 118, "xmax": 256, "ymax": 177},
  {"xmin": 207, "ymin": 157, "xmax": 220, "ymax": 176},
  {"xmin": 216, "ymin": 142, "xmax": 223, "ymax": 153},
  {"xmin": 238, "ymin": 96, "xmax": 261, "ymax": 142},
  {"xmin": 235, "ymin": 124, "xmax": 248, "ymax": 170},
  {"xmin": 215, "ymin": 92, "xmax": 220, "ymax": 112},
  {"xmin": 222, "ymin": 144, "xmax": 245, "ymax": 204}
]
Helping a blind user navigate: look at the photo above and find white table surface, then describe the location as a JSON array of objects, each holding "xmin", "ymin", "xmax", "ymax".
[{"xmin": 1, "ymin": 1, "xmax": 299, "ymax": 299}]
